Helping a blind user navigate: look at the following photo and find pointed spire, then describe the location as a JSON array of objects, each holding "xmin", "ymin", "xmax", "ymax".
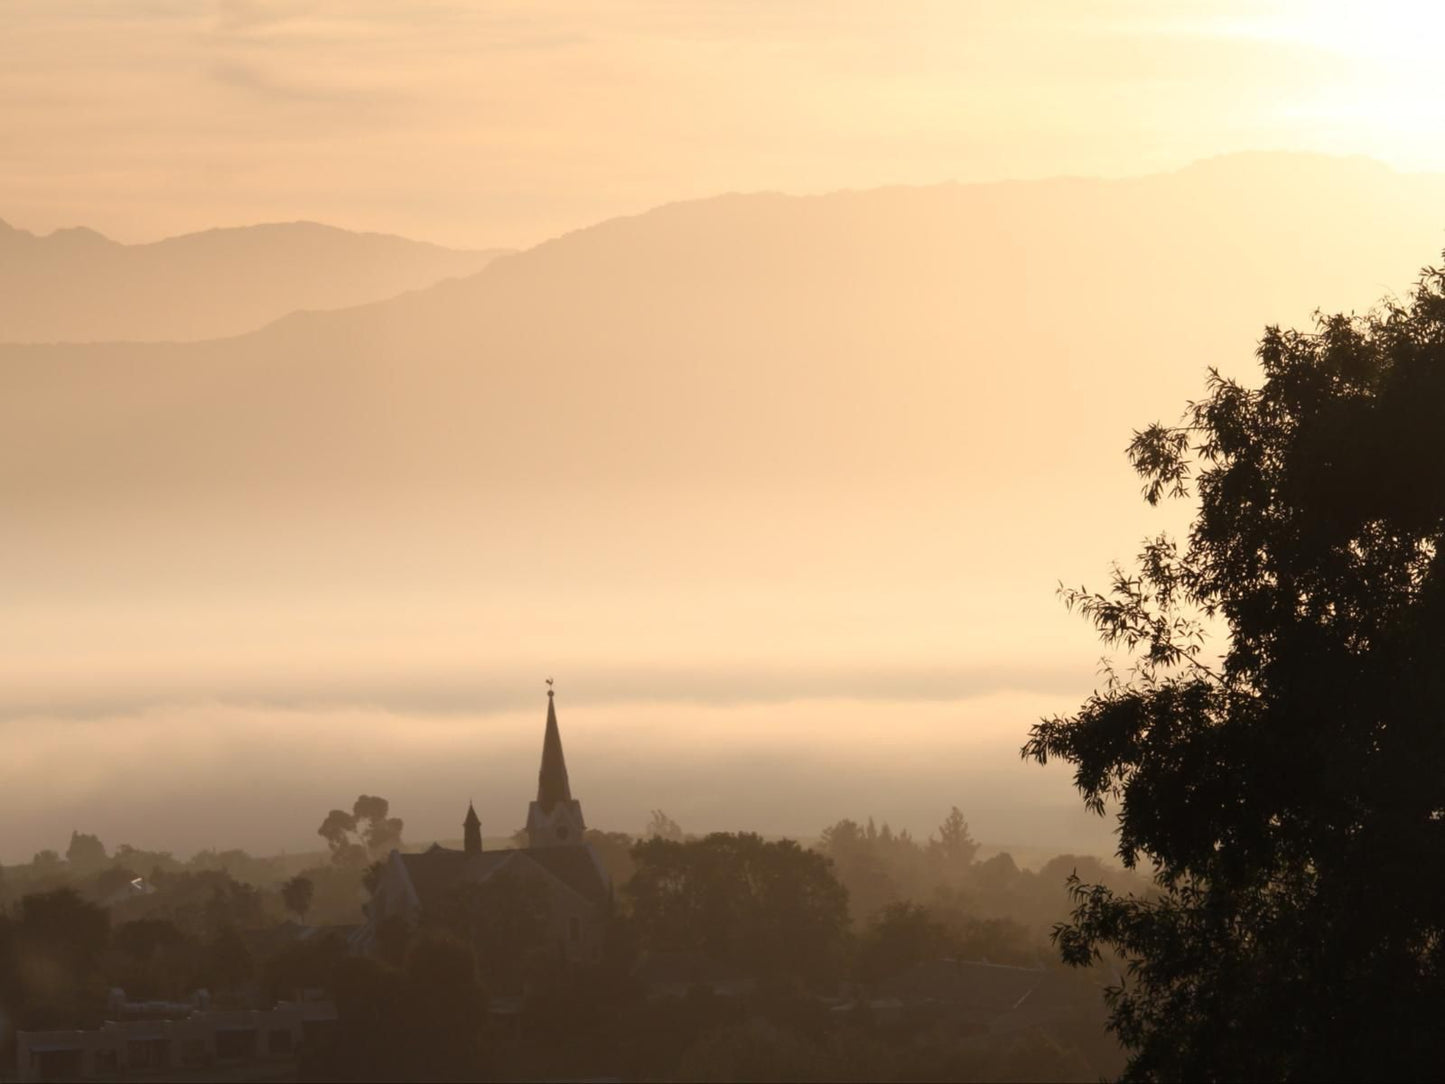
[
  {"xmin": 536, "ymin": 682, "xmax": 572, "ymax": 813},
  {"xmin": 463, "ymin": 800, "xmax": 482, "ymax": 855}
]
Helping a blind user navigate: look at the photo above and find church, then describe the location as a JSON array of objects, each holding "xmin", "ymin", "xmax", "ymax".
[{"xmin": 355, "ymin": 688, "xmax": 611, "ymax": 964}]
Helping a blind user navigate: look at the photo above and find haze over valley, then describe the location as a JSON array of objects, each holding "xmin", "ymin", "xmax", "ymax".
[{"xmin": 5, "ymin": 151, "xmax": 1443, "ymax": 862}]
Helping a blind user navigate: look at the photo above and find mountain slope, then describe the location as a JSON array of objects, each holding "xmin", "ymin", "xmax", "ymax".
[
  {"xmin": 7, "ymin": 153, "xmax": 1441, "ymax": 502},
  {"xmin": 0, "ymin": 219, "xmax": 508, "ymax": 343}
]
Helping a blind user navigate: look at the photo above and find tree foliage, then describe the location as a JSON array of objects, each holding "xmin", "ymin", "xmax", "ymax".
[
  {"xmin": 65, "ymin": 831, "xmax": 107, "ymax": 870},
  {"xmin": 1025, "ymin": 264, "xmax": 1445, "ymax": 1080},
  {"xmin": 430, "ymin": 873, "xmax": 551, "ymax": 994},
  {"xmin": 627, "ymin": 833, "xmax": 850, "ymax": 987},
  {"xmin": 1, "ymin": 889, "xmax": 111, "ymax": 1032},
  {"xmin": 318, "ymin": 795, "xmax": 405, "ymax": 866},
  {"xmin": 644, "ymin": 809, "xmax": 686, "ymax": 841},
  {"xmin": 282, "ymin": 875, "xmax": 315, "ymax": 922},
  {"xmin": 305, "ymin": 937, "xmax": 487, "ymax": 1081}
]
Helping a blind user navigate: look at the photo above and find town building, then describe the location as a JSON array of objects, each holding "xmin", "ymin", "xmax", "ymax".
[{"xmin": 16, "ymin": 991, "xmax": 336, "ymax": 1082}]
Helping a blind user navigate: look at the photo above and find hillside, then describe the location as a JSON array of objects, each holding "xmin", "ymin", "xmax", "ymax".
[
  {"xmin": 0, "ymin": 218, "xmax": 508, "ymax": 343},
  {"xmin": 7, "ymin": 154, "xmax": 1442, "ymax": 514}
]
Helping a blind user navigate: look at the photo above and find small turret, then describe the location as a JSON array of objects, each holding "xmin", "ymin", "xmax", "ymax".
[{"xmin": 463, "ymin": 801, "xmax": 482, "ymax": 855}]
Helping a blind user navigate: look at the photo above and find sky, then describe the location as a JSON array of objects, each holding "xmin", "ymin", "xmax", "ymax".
[
  {"xmin": 4, "ymin": 0, "xmax": 1445, "ymax": 249},
  {"xmin": 5, "ymin": 1, "xmax": 1445, "ymax": 864}
]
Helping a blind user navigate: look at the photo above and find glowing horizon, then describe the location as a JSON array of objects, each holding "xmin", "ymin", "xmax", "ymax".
[{"xmin": 5, "ymin": 1, "xmax": 1444, "ymax": 250}]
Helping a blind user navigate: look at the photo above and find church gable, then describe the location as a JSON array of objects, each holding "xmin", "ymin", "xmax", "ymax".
[
  {"xmin": 516, "ymin": 845, "xmax": 610, "ymax": 906},
  {"xmin": 396, "ymin": 849, "xmax": 519, "ymax": 911}
]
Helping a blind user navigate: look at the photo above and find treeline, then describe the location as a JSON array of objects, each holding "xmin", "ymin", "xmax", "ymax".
[
  {"xmin": 1, "ymin": 805, "xmax": 1138, "ymax": 1080},
  {"xmin": 1, "ymin": 836, "xmax": 365, "ymax": 930},
  {"xmin": 816, "ymin": 809, "xmax": 1146, "ymax": 936},
  {"xmin": 2, "ymin": 795, "xmax": 418, "ymax": 929},
  {"xmin": 324, "ymin": 824, "xmax": 1127, "ymax": 1080}
]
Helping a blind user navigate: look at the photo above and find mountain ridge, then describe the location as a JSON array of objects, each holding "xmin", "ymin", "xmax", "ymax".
[
  {"xmin": 0, "ymin": 218, "xmax": 510, "ymax": 344},
  {"xmin": 8, "ymin": 151, "xmax": 1445, "ymax": 513}
]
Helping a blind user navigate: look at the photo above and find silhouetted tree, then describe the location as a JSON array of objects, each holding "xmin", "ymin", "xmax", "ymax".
[
  {"xmin": 628, "ymin": 833, "xmax": 849, "ymax": 987},
  {"xmin": 113, "ymin": 843, "xmax": 178, "ymax": 874},
  {"xmin": 644, "ymin": 809, "xmax": 685, "ymax": 841},
  {"xmin": 4, "ymin": 889, "xmax": 111, "ymax": 1030},
  {"xmin": 1025, "ymin": 262, "xmax": 1445, "ymax": 1080},
  {"xmin": 398, "ymin": 930, "xmax": 487, "ymax": 1079},
  {"xmin": 353, "ymin": 795, "xmax": 405, "ymax": 854},
  {"xmin": 205, "ymin": 924, "xmax": 254, "ymax": 992},
  {"xmin": 971, "ymin": 851, "xmax": 1021, "ymax": 896},
  {"xmin": 430, "ymin": 873, "xmax": 550, "ymax": 994},
  {"xmin": 318, "ymin": 809, "xmax": 368, "ymax": 866},
  {"xmin": 929, "ymin": 806, "xmax": 980, "ymax": 870},
  {"xmin": 305, "ymin": 937, "xmax": 485, "ymax": 1081},
  {"xmin": 319, "ymin": 795, "xmax": 404, "ymax": 866},
  {"xmin": 202, "ymin": 877, "xmax": 263, "ymax": 934},
  {"xmin": 108, "ymin": 918, "xmax": 191, "ymax": 1000},
  {"xmin": 65, "ymin": 831, "xmax": 106, "ymax": 869},
  {"xmin": 282, "ymin": 875, "xmax": 315, "ymax": 923},
  {"xmin": 263, "ymin": 927, "xmax": 347, "ymax": 1004},
  {"xmin": 307, "ymin": 955, "xmax": 406, "ymax": 1081},
  {"xmin": 855, "ymin": 901, "xmax": 950, "ymax": 985},
  {"xmin": 20, "ymin": 889, "xmax": 110, "ymax": 971},
  {"xmin": 816, "ymin": 818, "xmax": 901, "ymax": 922}
]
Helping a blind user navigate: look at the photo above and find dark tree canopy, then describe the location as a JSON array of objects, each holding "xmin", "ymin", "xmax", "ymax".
[
  {"xmin": 318, "ymin": 795, "xmax": 405, "ymax": 866},
  {"xmin": 65, "ymin": 831, "xmax": 106, "ymax": 869},
  {"xmin": 282, "ymin": 875, "xmax": 315, "ymax": 922},
  {"xmin": 429, "ymin": 873, "xmax": 551, "ymax": 995},
  {"xmin": 1025, "ymin": 264, "xmax": 1445, "ymax": 1081},
  {"xmin": 627, "ymin": 833, "xmax": 850, "ymax": 987}
]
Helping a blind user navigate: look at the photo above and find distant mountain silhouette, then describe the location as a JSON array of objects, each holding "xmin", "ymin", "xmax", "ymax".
[
  {"xmin": 0, "ymin": 219, "xmax": 508, "ymax": 343},
  {"xmin": 7, "ymin": 153, "xmax": 1441, "ymax": 506}
]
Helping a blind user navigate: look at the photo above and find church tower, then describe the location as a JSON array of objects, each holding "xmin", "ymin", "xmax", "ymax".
[
  {"xmin": 525, "ymin": 685, "xmax": 587, "ymax": 848},
  {"xmin": 463, "ymin": 801, "xmax": 482, "ymax": 855}
]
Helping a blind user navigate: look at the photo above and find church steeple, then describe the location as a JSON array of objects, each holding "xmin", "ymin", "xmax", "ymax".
[
  {"xmin": 536, "ymin": 685, "xmax": 572, "ymax": 813},
  {"xmin": 463, "ymin": 801, "xmax": 482, "ymax": 855},
  {"xmin": 525, "ymin": 682, "xmax": 587, "ymax": 848}
]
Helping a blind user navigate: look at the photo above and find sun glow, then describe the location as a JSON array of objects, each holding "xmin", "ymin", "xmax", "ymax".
[{"xmin": 1204, "ymin": 1, "xmax": 1445, "ymax": 168}]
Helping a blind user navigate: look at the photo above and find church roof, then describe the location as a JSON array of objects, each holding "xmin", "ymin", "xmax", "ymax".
[
  {"xmin": 398, "ymin": 842, "xmax": 608, "ymax": 909},
  {"xmin": 523, "ymin": 844, "xmax": 609, "ymax": 904},
  {"xmin": 399, "ymin": 848, "xmax": 511, "ymax": 908},
  {"xmin": 536, "ymin": 690, "xmax": 572, "ymax": 813},
  {"xmin": 463, "ymin": 801, "xmax": 480, "ymax": 827}
]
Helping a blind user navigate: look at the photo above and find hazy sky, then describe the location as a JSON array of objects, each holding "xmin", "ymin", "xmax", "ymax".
[
  {"xmin": 6, "ymin": 2, "xmax": 1445, "ymax": 864},
  {"xmin": 5, "ymin": 0, "xmax": 1445, "ymax": 248}
]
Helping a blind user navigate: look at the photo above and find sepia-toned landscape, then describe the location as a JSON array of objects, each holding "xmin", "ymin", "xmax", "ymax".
[{"xmin": 5, "ymin": 3, "xmax": 1445, "ymax": 1081}]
